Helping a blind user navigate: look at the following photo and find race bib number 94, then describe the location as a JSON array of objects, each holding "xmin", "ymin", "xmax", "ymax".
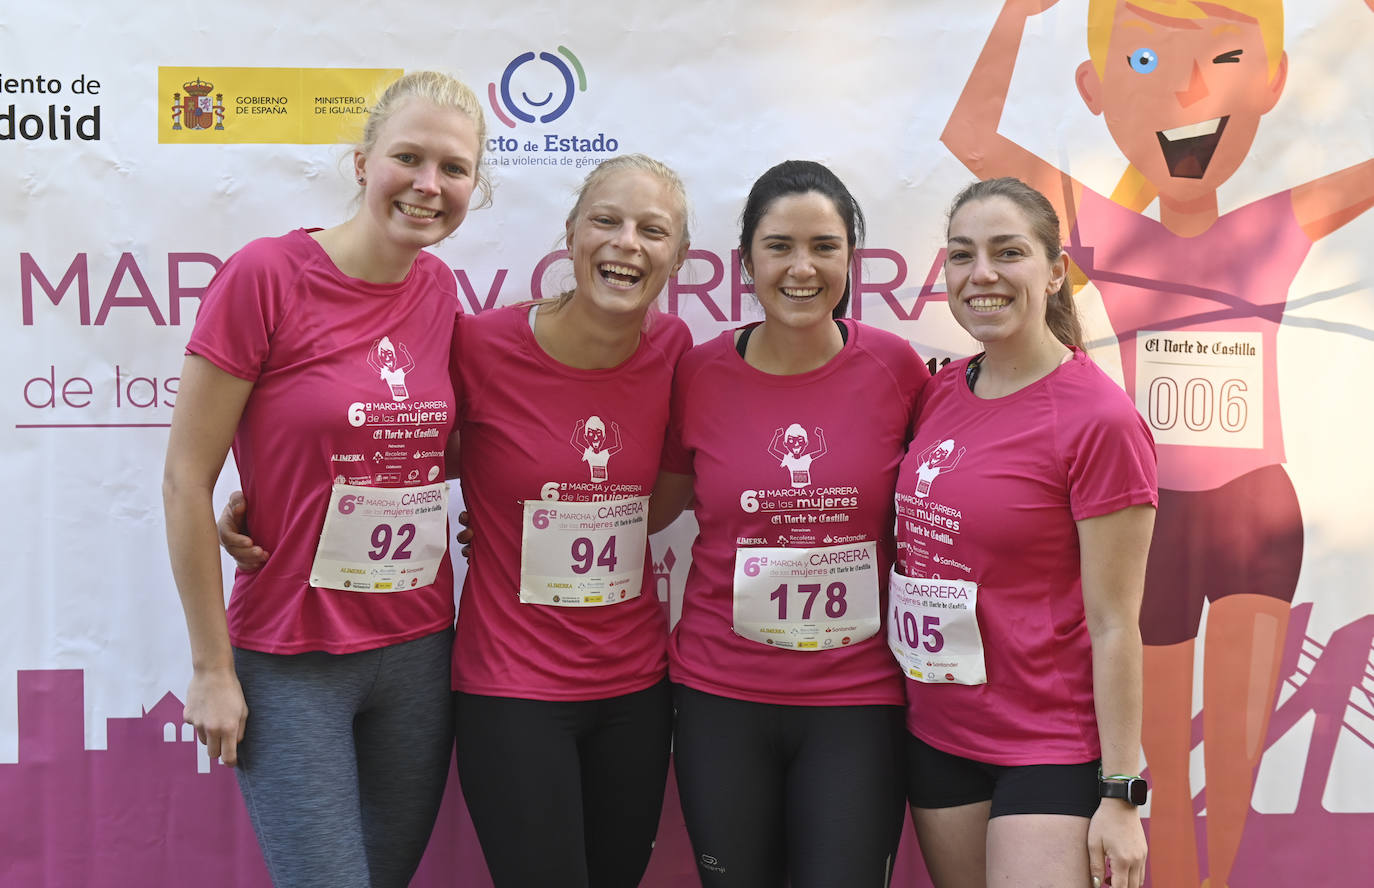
[
  {"xmin": 887, "ymin": 567, "xmax": 986, "ymax": 685},
  {"xmin": 519, "ymin": 496, "xmax": 648, "ymax": 607}
]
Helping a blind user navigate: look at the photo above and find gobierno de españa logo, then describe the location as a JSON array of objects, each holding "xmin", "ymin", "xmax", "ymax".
[{"xmin": 485, "ymin": 46, "xmax": 619, "ymax": 167}]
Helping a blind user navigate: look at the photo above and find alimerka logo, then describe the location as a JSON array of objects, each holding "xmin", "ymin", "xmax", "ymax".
[
  {"xmin": 487, "ymin": 46, "xmax": 586, "ymax": 128},
  {"xmin": 170, "ymin": 77, "xmax": 224, "ymax": 131}
]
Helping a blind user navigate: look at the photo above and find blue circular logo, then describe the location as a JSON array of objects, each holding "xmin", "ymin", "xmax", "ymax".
[{"xmin": 488, "ymin": 46, "xmax": 587, "ymax": 127}]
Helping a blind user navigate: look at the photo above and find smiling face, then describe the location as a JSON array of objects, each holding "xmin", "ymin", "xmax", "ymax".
[
  {"xmin": 1078, "ymin": 1, "xmax": 1285, "ymax": 202},
  {"xmin": 745, "ymin": 191, "xmax": 852, "ymax": 333},
  {"xmin": 565, "ymin": 167, "xmax": 687, "ymax": 320},
  {"xmin": 353, "ymin": 98, "xmax": 481, "ymax": 255},
  {"xmin": 944, "ymin": 195, "xmax": 1067, "ymax": 349},
  {"xmin": 784, "ymin": 423, "xmax": 809, "ymax": 456}
]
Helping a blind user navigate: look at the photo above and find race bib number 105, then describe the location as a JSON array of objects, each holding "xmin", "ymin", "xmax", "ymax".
[{"xmin": 887, "ymin": 567, "xmax": 986, "ymax": 685}]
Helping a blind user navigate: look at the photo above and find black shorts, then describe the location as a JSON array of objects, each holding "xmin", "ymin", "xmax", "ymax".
[
  {"xmin": 906, "ymin": 733, "xmax": 1099, "ymax": 818},
  {"xmin": 1140, "ymin": 464, "xmax": 1302, "ymax": 645}
]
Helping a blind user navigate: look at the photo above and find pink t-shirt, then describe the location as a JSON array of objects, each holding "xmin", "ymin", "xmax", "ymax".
[
  {"xmin": 663, "ymin": 321, "xmax": 929, "ymax": 707},
  {"xmin": 1070, "ymin": 187, "xmax": 1311, "ymax": 491},
  {"xmin": 452, "ymin": 303, "xmax": 692, "ymax": 701},
  {"xmin": 186, "ymin": 229, "xmax": 460, "ymax": 654},
  {"xmin": 895, "ymin": 350, "xmax": 1157, "ymax": 765}
]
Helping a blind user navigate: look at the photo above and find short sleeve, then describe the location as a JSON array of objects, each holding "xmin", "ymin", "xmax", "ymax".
[
  {"xmin": 1065, "ymin": 393, "xmax": 1158, "ymax": 521},
  {"xmin": 185, "ymin": 237, "xmax": 294, "ymax": 382},
  {"xmin": 660, "ymin": 352, "xmax": 697, "ymax": 475}
]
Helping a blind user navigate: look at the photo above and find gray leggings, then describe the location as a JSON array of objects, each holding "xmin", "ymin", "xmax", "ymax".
[{"xmin": 232, "ymin": 629, "xmax": 454, "ymax": 888}]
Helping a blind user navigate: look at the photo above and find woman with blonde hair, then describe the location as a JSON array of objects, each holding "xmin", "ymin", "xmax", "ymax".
[{"xmin": 164, "ymin": 70, "xmax": 486, "ymax": 887}]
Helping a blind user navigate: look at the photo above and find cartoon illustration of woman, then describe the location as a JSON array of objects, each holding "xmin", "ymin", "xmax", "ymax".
[
  {"xmin": 366, "ymin": 335, "xmax": 416, "ymax": 402},
  {"xmin": 943, "ymin": 2, "xmax": 1374, "ymax": 886},
  {"xmin": 570, "ymin": 415, "xmax": 622, "ymax": 482},
  {"xmin": 767, "ymin": 423, "xmax": 828, "ymax": 488},
  {"xmin": 911, "ymin": 437, "xmax": 965, "ymax": 498}
]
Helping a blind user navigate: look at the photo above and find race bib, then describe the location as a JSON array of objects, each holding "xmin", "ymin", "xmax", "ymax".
[
  {"xmin": 518, "ymin": 496, "xmax": 648, "ymax": 607},
  {"xmin": 887, "ymin": 567, "xmax": 986, "ymax": 685},
  {"xmin": 309, "ymin": 482, "xmax": 449, "ymax": 592},
  {"xmin": 1135, "ymin": 330, "xmax": 1262, "ymax": 449},
  {"xmin": 732, "ymin": 542, "xmax": 880, "ymax": 651}
]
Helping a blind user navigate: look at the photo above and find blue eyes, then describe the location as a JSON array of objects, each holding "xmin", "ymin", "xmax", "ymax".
[{"xmin": 1128, "ymin": 48, "xmax": 1159, "ymax": 74}]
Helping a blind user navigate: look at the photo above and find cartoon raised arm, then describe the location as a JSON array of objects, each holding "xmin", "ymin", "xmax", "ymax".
[
  {"xmin": 767, "ymin": 427, "xmax": 789, "ymax": 462},
  {"xmin": 942, "ymin": 0, "xmax": 1084, "ymax": 230},
  {"xmin": 606, "ymin": 420, "xmax": 624, "ymax": 457},
  {"xmin": 809, "ymin": 427, "xmax": 828, "ymax": 461},
  {"xmin": 570, "ymin": 418, "xmax": 588, "ymax": 452},
  {"xmin": 395, "ymin": 341, "xmax": 416, "ymax": 374}
]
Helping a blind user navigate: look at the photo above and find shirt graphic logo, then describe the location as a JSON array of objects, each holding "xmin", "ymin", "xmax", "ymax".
[
  {"xmin": 367, "ymin": 336, "xmax": 414, "ymax": 402},
  {"xmin": 912, "ymin": 438, "xmax": 965, "ymax": 498},
  {"xmin": 768, "ymin": 423, "xmax": 827, "ymax": 488},
  {"xmin": 571, "ymin": 415, "xmax": 621, "ymax": 482}
]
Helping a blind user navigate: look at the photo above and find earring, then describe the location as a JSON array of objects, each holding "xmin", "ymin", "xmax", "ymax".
[{"xmin": 357, "ymin": 175, "xmax": 366, "ymax": 185}]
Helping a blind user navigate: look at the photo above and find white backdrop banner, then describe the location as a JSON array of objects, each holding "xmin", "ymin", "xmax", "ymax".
[{"xmin": 4, "ymin": 2, "xmax": 1372, "ymax": 885}]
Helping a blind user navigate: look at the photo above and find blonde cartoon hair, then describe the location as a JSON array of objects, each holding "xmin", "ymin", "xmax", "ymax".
[
  {"xmin": 358, "ymin": 71, "xmax": 492, "ymax": 208},
  {"xmin": 1086, "ymin": 0, "xmax": 1284, "ymax": 211}
]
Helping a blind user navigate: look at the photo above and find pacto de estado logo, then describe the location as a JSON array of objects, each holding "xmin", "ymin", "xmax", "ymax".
[
  {"xmin": 485, "ymin": 47, "xmax": 619, "ymax": 165},
  {"xmin": 487, "ymin": 46, "xmax": 585, "ymax": 128}
]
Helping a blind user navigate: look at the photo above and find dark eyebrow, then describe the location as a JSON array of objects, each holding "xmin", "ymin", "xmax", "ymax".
[
  {"xmin": 761, "ymin": 233, "xmax": 845, "ymax": 243},
  {"xmin": 947, "ymin": 234, "xmax": 1030, "ymax": 245},
  {"xmin": 1213, "ymin": 49, "xmax": 1243, "ymax": 64}
]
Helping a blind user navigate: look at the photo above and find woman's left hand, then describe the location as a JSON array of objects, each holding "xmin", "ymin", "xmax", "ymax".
[
  {"xmin": 455, "ymin": 510, "xmax": 474, "ymax": 559},
  {"xmin": 1087, "ymin": 798, "xmax": 1146, "ymax": 888}
]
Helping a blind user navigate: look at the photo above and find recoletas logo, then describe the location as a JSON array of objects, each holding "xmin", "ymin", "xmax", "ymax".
[{"xmin": 487, "ymin": 47, "xmax": 586, "ymax": 128}]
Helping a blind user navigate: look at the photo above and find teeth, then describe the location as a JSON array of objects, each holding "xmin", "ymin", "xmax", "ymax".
[
  {"xmin": 1161, "ymin": 118, "xmax": 1221, "ymax": 141},
  {"xmin": 782, "ymin": 288, "xmax": 820, "ymax": 298},
  {"xmin": 599, "ymin": 263, "xmax": 642, "ymax": 278},
  {"xmin": 397, "ymin": 203, "xmax": 439, "ymax": 218},
  {"xmin": 968, "ymin": 296, "xmax": 1010, "ymax": 310}
]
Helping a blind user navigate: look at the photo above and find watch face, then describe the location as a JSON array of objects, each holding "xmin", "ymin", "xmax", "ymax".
[{"xmin": 1100, "ymin": 777, "xmax": 1149, "ymax": 806}]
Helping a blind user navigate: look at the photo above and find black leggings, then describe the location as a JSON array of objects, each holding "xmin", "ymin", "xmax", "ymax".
[
  {"xmin": 672, "ymin": 684, "xmax": 907, "ymax": 888},
  {"xmin": 453, "ymin": 680, "xmax": 672, "ymax": 888}
]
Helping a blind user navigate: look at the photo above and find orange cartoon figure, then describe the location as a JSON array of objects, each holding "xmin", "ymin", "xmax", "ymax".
[{"xmin": 942, "ymin": 2, "xmax": 1374, "ymax": 886}]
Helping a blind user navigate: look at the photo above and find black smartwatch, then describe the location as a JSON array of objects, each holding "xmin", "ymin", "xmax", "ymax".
[{"xmin": 1098, "ymin": 773, "xmax": 1148, "ymax": 806}]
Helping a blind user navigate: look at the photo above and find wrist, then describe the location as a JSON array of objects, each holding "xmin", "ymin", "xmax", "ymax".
[
  {"xmin": 191, "ymin": 659, "xmax": 236, "ymax": 675},
  {"xmin": 1097, "ymin": 770, "xmax": 1149, "ymax": 806},
  {"xmin": 1097, "ymin": 796, "xmax": 1140, "ymax": 814}
]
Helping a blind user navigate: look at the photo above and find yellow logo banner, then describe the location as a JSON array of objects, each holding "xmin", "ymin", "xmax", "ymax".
[{"xmin": 157, "ymin": 67, "xmax": 401, "ymax": 144}]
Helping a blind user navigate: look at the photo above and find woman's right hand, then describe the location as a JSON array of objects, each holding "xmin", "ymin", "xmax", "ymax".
[
  {"xmin": 184, "ymin": 666, "xmax": 249, "ymax": 767},
  {"xmin": 218, "ymin": 490, "xmax": 269, "ymax": 570}
]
